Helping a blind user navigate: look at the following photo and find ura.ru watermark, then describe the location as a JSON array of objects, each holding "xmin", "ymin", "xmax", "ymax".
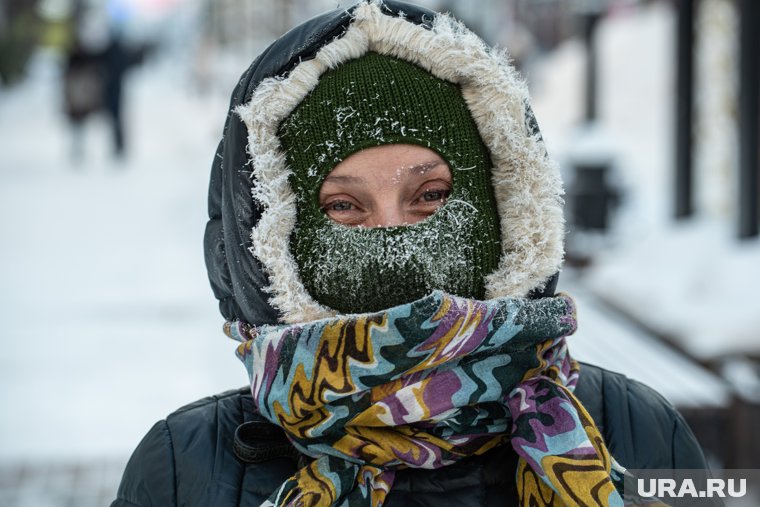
[
  {"xmin": 637, "ymin": 477, "xmax": 745, "ymax": 498},
  {"xmin": 625, "ymin": 469, "xmax": 760, "ymax": 506}
]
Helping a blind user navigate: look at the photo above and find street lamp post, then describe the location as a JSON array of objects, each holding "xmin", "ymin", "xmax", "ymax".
[
  {"xmin": 738, "ymin": 0, "xmax": 760, "ymax": 239},
  {"xmin": 580, "ymin": 0, "xmax": 603, "ymax": 123},
  {"xmin": 674, "ymin": 0, "xmax": 697, "ymax": 219}
]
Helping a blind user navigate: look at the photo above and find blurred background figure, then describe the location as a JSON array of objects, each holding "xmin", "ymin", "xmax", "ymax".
[
  {"xmin": 63, "ymin": 9, "xmax": 106, "ymax": 160},
  {"xmin": 63, "ymin": 1, "xmax": 150, "ymax": 161},
  {"xmin": 0, "ymin": 0, "xmax": 758, "ymax": 506},
  {"xmin": 0, "ymin": 0, "xmax": 42, "ymax": 86}
]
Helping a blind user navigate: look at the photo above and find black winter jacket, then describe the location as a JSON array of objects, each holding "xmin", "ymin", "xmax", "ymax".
[
  {"xmin": 113, "ymin": 2, "xmax": 713, "ymax": 506},
  {"xmin": 111, "ymin": 363, "xmax": 710, "ymax": 507}
]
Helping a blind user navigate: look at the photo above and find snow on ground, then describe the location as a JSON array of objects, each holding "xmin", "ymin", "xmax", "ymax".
[
  {"xmin": 562, "ymin": 275, "xmax": 730, "ymax": 409},
  {"xmin": 0, "ymin": 51, "xmax": 242, "ymax": 461},
  {"xmin": 585, "ymin": 219, "xmax": 760, "ymax": 361}
]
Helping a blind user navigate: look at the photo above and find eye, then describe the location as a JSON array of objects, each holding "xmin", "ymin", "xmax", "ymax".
[
  {"xmin": 327, "ymin": 200, "xmax": 354, "ymax": 212},
  {"xmin": 415, "ymin": 187, "xmax": 451, "ymax": 206},
  {"xmin": 421, "ymin": 189, "xmax": 450, "ymax": 203},
  {"xmin": 321, "ymin": 197, "xmax": 365, "ymax": 226}
]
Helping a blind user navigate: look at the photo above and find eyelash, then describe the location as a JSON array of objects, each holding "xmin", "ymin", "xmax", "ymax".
[
  {"xmin": 418, "ymin": 188, "xmax": 450, "ymax": 204},
  {"xmin": 323, "ymin": 200, "xmax": 355, "ymax": 213},
  {"xmin": 322, "ymin": 188, "xmax": 451, "ymax": 213}
]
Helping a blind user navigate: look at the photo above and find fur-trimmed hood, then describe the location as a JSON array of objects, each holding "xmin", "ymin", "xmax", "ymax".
[{"xmin": 204, "ymin": 0, "xmax": 564, "ymax": 326}]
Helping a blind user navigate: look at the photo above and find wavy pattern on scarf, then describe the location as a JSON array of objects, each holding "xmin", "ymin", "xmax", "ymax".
[{"xmin": 228, "ymin": 292, "xmax": 653, "ymax": 507}]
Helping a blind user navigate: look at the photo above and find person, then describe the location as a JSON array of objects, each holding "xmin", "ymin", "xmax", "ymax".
[
  {"xmin": 63, "ymin": 34, "xmax": 104, "ymax": 160},
  {"xmin": 112, "ymin": 2, "xmax": 713, "ymax": 506},
  {"xmin": 100, "ymin": 30, "xmax": 141, "ymax": 158},
  {"xmin": 63, "ymin": 18, "xmax": 147, "ymax": 161}
]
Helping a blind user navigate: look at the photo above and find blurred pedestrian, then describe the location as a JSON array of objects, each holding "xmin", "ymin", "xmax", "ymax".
[
  {"xmin": 63, "ymin": 21, "xmax": 147, "ymax": 161},
  {"xmin": 112, "ymin": 2, "xmax": 715, "ymax": 506},
  {"xmin": 100, "ymin": 30, "xmax": 145, "ymax": 159},
  {"xmin": 63, "ymin": 34, "xmax": 104, "ymax": 160}
]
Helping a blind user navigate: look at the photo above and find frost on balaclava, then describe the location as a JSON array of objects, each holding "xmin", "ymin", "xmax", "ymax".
[{"xmin": 278, "ymin": 52, "xmax": 501, "ymax": 314}]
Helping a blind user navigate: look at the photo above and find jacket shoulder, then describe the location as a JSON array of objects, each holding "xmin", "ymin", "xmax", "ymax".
[
  {"xmin": 166, "ymin": 386, "xmax": 250, "ymax": 428},
  {"xmin": 111, "ymin": 419, "xmax": 176, "ymax": 507},
  {"xmin": 112, "ymin": 388, "xmax": 251, "ymax": 507},
  {"xmin": 575, "ymin": 362, "xmax": 709, "ymax": 470}
]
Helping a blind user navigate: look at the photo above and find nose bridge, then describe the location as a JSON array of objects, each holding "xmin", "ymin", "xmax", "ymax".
[{"xmin": 369, "ymin": 201, "xmax": 406, "ymax": 228}]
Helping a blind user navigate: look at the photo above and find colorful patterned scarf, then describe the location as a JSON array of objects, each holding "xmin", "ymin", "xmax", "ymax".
[{"xmin": 227, "ymin": 291, "xmax": 637, "ymax": 506}]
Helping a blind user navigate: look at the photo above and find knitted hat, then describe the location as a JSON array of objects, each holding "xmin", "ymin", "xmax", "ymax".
[{"xmin": 278, "ymin": 52, "xmax": 502, "ymax": 313}]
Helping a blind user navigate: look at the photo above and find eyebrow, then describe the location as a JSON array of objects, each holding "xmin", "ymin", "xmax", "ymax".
[
  {"xmin": 406, "ymin": 160, "xmax": 443, "ymax": 175},
  {"xmin": 323, "ymin": 160, "xmax": 444, "ymax": 183}
]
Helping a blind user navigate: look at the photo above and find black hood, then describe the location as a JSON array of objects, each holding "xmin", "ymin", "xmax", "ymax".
[{"xmin": 204, "ymin": 0, "xmax": 563, "ymax": 326}]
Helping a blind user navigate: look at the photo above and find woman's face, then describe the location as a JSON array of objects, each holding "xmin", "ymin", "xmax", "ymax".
[{"xmin": 319, "ymin": 144, "xmax": 452, "ymax": 228}]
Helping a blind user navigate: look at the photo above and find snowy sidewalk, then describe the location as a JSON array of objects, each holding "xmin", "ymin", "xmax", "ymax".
[
  {"xmin": 560, "ymin": 274, "xmax": 731, "ymax": 410},
  {"xmin": 0, "ymin": 53, "xmax": 243, "ymax": 464},
  {"xmin": 584, "ymin": 222, "xmax": 760, "ymax": 361},
  {"xmin": 0, "ymin": 52, "xmax": 247, "ymax": 505}
]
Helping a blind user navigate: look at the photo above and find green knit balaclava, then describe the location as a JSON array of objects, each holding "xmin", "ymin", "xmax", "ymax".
[{"xmin": 278, "ymin": 52, "xmax": 501, "ymax": 314}]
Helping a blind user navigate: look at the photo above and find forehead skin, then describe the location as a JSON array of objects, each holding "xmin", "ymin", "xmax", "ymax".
[{"xmin": 324, "ymin": 144, "xmax": 450, "ymax": 188}]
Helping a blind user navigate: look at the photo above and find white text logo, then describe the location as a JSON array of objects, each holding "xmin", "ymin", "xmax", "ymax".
[{"xmin": 638, "ymin": 478, "xmax": 746, "ymax": 498}]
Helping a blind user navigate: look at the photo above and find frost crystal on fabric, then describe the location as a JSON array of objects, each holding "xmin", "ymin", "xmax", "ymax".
[{"xmin": 293, "ymin": 200, "xmax": 491, "ymax": 313}]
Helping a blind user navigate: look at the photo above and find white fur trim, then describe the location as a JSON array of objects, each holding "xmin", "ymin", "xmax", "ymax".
[{"xmin": 236, "ymin": 1, "xmax": 565, "ymax": 323}]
